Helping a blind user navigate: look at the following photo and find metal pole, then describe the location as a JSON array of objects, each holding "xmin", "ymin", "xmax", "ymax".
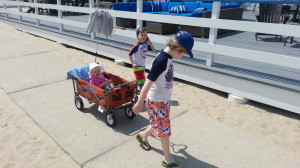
[{"xmin": 206, "ymin": 1, "xmax": 221, "ymax": 67}]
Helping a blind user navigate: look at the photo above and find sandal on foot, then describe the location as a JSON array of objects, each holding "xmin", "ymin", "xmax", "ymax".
[
  {"xmin": 136, "ymin": 134, "xmax": 151, "ymax": 151},
  {"xmin": 161, "ymin": 161, "xmax": 182, "ymax": 168}
]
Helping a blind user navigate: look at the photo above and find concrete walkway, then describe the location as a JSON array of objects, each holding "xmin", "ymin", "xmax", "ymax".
[{"xmin": 0, "ymin": 28, "xmax": 299, "ymax": 168}]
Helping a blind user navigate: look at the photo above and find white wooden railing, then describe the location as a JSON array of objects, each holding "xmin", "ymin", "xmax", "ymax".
[{"xmin": 1, "ymin": 0, "xmax": 300, "ymax": 70}]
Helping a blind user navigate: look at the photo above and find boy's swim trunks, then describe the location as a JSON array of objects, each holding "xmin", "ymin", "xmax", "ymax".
[
  {"xmin": 145, "ymin": 98, "xmax": 171, "ymax": 137},
  {"xmin": 133, "ymin": 66, "xmax": 145, "ymax": 87}
]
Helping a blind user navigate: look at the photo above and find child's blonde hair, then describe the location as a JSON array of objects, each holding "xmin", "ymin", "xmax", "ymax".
[{"xmin": 166, "ymin": 37, "xmax": 187, "ymax": 54}]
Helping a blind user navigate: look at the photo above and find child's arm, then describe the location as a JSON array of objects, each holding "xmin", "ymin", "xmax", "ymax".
[
  {"xmin": 132, "ymin": 79, "xmax": 154, "ymax": 114},
  {"xmin": 98, "ymin": 80, "xmax": 110, "ymax": 88},
  {"xmin": 129, "ymin": 43, "xmax": 139, "ymax": 68},
  {"xmin": 146, "ymin": 37, "xmax": 156, "ymax": 51},
  {"xmin": 129, "ymin": 55, "xmax": 137, "ymax": 68}
]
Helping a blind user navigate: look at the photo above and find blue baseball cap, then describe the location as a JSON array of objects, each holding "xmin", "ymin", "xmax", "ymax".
[{"xmin": 175, "ymin": 31, "xmax": 194, "ymax": 58}]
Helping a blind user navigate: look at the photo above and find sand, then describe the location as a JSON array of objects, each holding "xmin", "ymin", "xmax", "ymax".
[{"xmin": 0, "ymin": 22, "xmax": 299, "ymax": 168}]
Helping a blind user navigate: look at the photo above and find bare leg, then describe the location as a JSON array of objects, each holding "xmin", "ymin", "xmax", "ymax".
[
  {"xmin": 161, "ymin": 137, "xmax": 182, "ymax": 168},
  {"xmin": 161, "ymin": 137, "xmax": 173, "ymax": 163},
  {"xmin": 139, "ymin": 124, "xmax": 152, "ymax": 141}
]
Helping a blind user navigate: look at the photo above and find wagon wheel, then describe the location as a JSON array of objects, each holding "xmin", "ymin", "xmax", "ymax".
[
  {"xmin": 106, "ymin": 113, "xmax": 117, "ymax": 127},
  {"xmin": 132, "ymin": 97, "xmax": 137, "ymax": 103},
  {"xmin": 125, "ymin": 107, "xmax": 136, "ymax": 119},
  {"xmin": 74, "ymin": 97, "xmax": 84, "ymax": 111}
]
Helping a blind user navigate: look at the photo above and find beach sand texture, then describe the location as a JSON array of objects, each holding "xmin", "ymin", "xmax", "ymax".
[{"xmin": 0, "ymin": 22, "xmax": 299, "ymax": 168}]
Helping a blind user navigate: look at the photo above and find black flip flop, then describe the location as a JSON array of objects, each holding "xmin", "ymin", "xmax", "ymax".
[
  {"xmin": 161, "ymin": 161, "xmax": 182, "ymax": 168},
  {"xmin": 136, "ymin": 134, "xmax": 151, "ymax": 151}
]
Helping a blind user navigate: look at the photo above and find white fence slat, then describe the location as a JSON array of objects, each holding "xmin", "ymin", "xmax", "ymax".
[
  {"xmin": 57, "ymin": 0, "xmax": 64, "ymax": 31},
  {"xmin": 3, "ymin": 0, "xmax": 300, "ymax": 37},
  {"xmin": 207, "ymin": 1, "xmax": 221, "ymax": 67},
  {"xmin": 0, "ymin": 9, "xmax": 88, "ymax": 28},
  {"xmin": 204, "ymin": 44, "xmax": 300, "ymax": 69},
  {"xmin": 2, "ymin": 1, "xmax": 8, "ymax": 18},
  {"xmin": 136, "ymin": 0, "xmax": 143, "ymax": 28},
  {"xmin": 33, "ymin": 0, "xmax": 40, "ymax": 26}
]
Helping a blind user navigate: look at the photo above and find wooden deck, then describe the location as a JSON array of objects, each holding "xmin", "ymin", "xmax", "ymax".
[{"xmin": 1, "ymin": 8, "xmax": 299, "ymax": 113}]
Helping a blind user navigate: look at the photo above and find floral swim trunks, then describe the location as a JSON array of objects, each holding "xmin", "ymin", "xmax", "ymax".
[{"xmin": 145, "ymin": 98, "xmax": 171, "ymax": 138}]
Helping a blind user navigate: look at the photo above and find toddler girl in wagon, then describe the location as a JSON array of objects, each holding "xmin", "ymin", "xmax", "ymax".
[{"xmin": 88, "ymin": 63, "xmax": 113, "ymax": 91}]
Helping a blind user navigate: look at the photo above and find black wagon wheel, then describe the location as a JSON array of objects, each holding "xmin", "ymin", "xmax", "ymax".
[
  {"xmin": 125, "ymin": 107, "xmax": 136, "ymax": 119},
  {"xmin": 132, "ymin": 97, "xmax": 138, "ymax": 103},
  {"xmin": 74, "ymin": 97, "xmax": 84, "ymax": 111},
  {"xmin": 106, "ymin": 113, "xmax": 117, "ymax": 127}
]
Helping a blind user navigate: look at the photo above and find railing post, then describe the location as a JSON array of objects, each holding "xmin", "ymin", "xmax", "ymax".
[
  {"xmin": 57, "ymin": 0, "xmax": 64, "ymax": 31},
  {"xmin": 17, "ymin": 0, "xmax": 23, "ymax": 22},
  {"xmin": 34, "ymin": 0, "xmax": 40, "ymax": 26},
  {"xmin": 3, "ymin": 1, "xmax": 8, "ymax": 18},
  {"xmin": 89, "ymin": 0, "xmax": 96, "ymax": 39},
  {"xmin": 136, "ymin": 0, "xmax": 143, "ymax": 28},
  {"xmin": 89, "ymin": 0, "xmax": 94, "ymax": 8},
  {"xmin": 206, "ymin": 1, "xmax": 221, "ymax": 67}
]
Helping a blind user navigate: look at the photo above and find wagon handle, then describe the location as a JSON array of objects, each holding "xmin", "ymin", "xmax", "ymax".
[{"xmin": 114, "ymin": 80, "xmax": 136, "ymax": 88}]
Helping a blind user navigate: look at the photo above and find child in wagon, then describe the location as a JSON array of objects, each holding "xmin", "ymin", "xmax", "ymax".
[{"xmin": 88, "ymin": 62, "xmax": 113, "ymax": 91}]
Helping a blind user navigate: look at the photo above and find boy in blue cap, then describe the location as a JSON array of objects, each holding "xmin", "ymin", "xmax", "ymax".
[{"xmin": 133, "ymin": 31, "xmax": 194, "ymax": 168}]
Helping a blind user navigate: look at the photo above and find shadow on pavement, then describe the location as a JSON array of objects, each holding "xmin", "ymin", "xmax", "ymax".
[
  {"xmin": 151, "ymin": 143, "xmax": 217, "ymax": 168},
  {"xmin": 78, "ymin": 101, "xmax": 184, "ymax": 136},
  {"xmin": 79, "ymin": 103, "xmax": 150, "ymax": 136}
]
